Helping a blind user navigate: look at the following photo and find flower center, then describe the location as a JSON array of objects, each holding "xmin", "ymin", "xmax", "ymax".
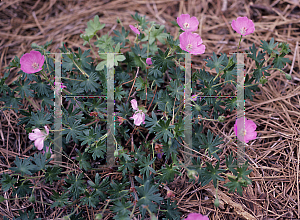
[
  {"xmin": 32, "ymin": 62, "xmax": 39, "ymax": 70},
  {"xmin": 183, "ymin": 22, "xmax": 189, "ymax": 29},
  {"xmin": 240, "ymin": 27, "xmax": 247, "ymax": 35},
  {"xmin": 239, "ymin": 129, "xmax": 247, "ymax": 136},
  {"xmin": 186, "ymin": 44, "xmax": 193, "ymax": 51}
]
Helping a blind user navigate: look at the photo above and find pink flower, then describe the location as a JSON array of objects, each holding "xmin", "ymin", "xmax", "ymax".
[
  {"xmin": 28, "ymin": 126, "xmax": 49, "ymax": 150},
  {"xmin": 179, "ymin": 32, "xmax": 205, "ymax": 55},
  {"xmin": 44, "ymin": 146, "xmax": 52, "ymax": 154},
  {"xmin": 130, "ymin": 112, "xmax": 145, "ymax": 126},
  {"xmin": 177, "ymin": 14, "xmax": 199, "ymax": 32},
  {"xmin": 54, "ymin": 82, "xmax": 67, "ymax": 89},
  {"xmin": 166, "ymin": 190, "xmax": 175, "ymax": 198},
  {"xmin": 146, "ymin": 58, "xmax": 152, "ymax": 65},
  {"xmin": 231, "ymin": 17, "xmax": 255, "ymax": 36},
  {"xmin": 130, "ymin": 99, "xmax": 145, "ymax": 126},
  {"xmin": 117, "ymin": 116, "xmax": 126, "ymax": 125},
  {"xmin": 191, "ymin": 95, "xmax": 197, "ymax": 101},
  {"xmin": 185, "ymin": 213, "xmax": 209, "ymax": 220},
  {"xmin": 20, "ymin": 50, "xmax": 45, "ymax": 74},
  {"xmin": 129, "ymin": 25, "xmax": 140, "ymax": 35},
  {"xmin": 234, "ymin": 117, "xmax": 257, "ymax": 143},
  {"xmin": 130, "ymin": 99, "xmax": 139, "ymax": 111},
  {"xmin": 157, "ymin": 153, "xmax": 164, "ymax": 159}
]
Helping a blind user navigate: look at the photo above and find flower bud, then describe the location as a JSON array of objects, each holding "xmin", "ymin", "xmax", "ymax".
[
  {"xmin": 187, "ymin": 169, "xmax": 198, "ymax": 180},
  {"xmin": 259, "ymin": 77, "xmax": 268, "ymax": 84},
  {"xmin": 29, "ymin": 195, "xmax": 35, "ymax": 203},
  {"xmin": 218, "ymin": 115, "xmax": 225, "ymax": 123},
  {"xmin": 45, "ymin": 151, "xmax": 51, "ymax": 160},
  {"xmin": 150, "ymin": 213, "xmax": 158, "ymax": 220},
  {"xmin": 195, "ymin": 104, "xmax": 201, "ymax": 111},
  {"xmin": 0, "ymin": 196, "xmax": 5, "ymax": 203},
  {"xmin": 95, "ymin": 214, "xmax": 103, "ymax": 220},
  {"xmin": 285, "ymin": 73, "xmax": 292, "ymax": 80},
  {"xmin": 214, "ymin": 197, "xmax": 220, "ymax": 207},
  {"xmin": 166, "ymin": 190, "xmax": 175, "ymax": 198},
  {"xmin": 114, "ymin": 150, "xmax": 119, "ymax": 157}
]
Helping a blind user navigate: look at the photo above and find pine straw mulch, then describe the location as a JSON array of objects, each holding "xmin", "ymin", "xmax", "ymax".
[{"xmin": 1, "ymin": 0, "xmax": 300, "ymax": 219}]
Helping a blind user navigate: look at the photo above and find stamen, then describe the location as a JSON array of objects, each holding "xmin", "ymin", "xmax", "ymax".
[
  {"xmin": 186, "ymin": 44, "xmax": 193, "ymax": 51},
  {"xmin": 239, "ymin": 129, "xmax": 246, "ymax": 136},
  {"xmin": 184, "ymin": 22, "xmax": 189, "ymax": 29},
  {"xmin": 32, "ymin": 62, "xmax": 39, "ymax": 70},
  {"xmin": 240, "ymin": 27, "xmax": 247, "ymax": 35}
]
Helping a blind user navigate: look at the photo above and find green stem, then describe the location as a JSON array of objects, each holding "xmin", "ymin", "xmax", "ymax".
[
  {"xmin": 224, "ymin": 173, "xmax": 237, "ymax": 179},
  {"xmin": 265, "ymin": 53, "xmax": 276, "ymax": 63},
  {"xmin": 212, "ymin": 80, "xmax": 236, "ymax": 88},
  {"xmin": 117, "ymin": 17, "xmax": 124, "ymax": 27},
  {"xmin": 269, "ymin": 67, "xmax": 285, "ymax": 74},
  {"xmin": 24, "ymin": 96, "xmax": 40, "ymax": 110},
  {"xmin": 40, "ymin": 70, "xmax": 53, "ymax": 86},
  {"xmin": 237, "ymin": 35, "xmax": 243, "ymax": 53},
  {"xmin": 130, "ymin": 204, "xmax": 137, "ymax": 219},
  {"xmin": 244, "ymin": 83, "xmax": 259, "ymax": 88},
  {"xmin": 60, "ymin": 76, "xmax": 84, "ymax": 82},
  {"xmin": 147, "ymin": 24, "xmax": 154, "ymax": 58},
  {"xmin": 101, "ymin": 199, "xmax": 111, "ymax": 217},
  {"xmin": 88, "ymin": 41, "xmax": 98, "ymax": 60},
  {"xmin": 73, "ymin": 61, "xmax": 89, "ymax": 78}
]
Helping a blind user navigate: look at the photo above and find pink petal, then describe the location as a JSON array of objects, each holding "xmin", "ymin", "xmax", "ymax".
[
  {"xmin": 28, "ymin": 128, "xmax": 43, "ymax": 141},
  {"xmin": 177, "ymin": 14, "xmax": 190, "ymax": 28},
  {"xmin": 134, "ymin": 113, "xmax": 143, "ymax": 126},
  {"xmin": 44, "ymin": 125, "xmax": 49, "ymax": 135},
  {"xmin": 131, "ymin": 112, "xmax": 145, "ymax": 126},
  {"xmin": 146, "ymin": 58, "xmax": 152, "ymax": 65},
  {"xmin": 129, "ymin": 25, "xmax": 140, "ymax": 35},
  {"xmin": 42, "ymin": 146, "xmax": 52, "ymax": 154},
  {"xmin": 28, "ymin": 132, "xmax": 39, "ymax": 141},
  {"xmin": 30, "ymin": 51, "xmax": 44, "ymax": 63},
  {"xmin": 35, "ymin": 137, "xmax": 44, "ymax": 150},
  {"xmin": 245, "ymin": 119, "xmax": 257, "ymax": 130},
  {"xmin": 20, "ymin": 55, "xmax": 35, "ymax": 74},
  {"xmin": 141, "ymin": 112, "xmax": 145, "ymax": 123},
  {"xmin": 188, "ymin": 16, "xmax": 199, "ymax": 32},
  {"xmin": 179, "ymin": 32, "xmax": 187, "ymax": 50},
  {"xmin": 131, "ymin": 99, "xmax": 139, "ymax": 111},
  {"xmin": 245, "ymin": 131, "xmax": 257, "ymax": 143},
  {"xmin": 191, "ymin": 95, "xmax": 197, "ymax": 101},
  {"xmin": 185, "ymin": 213, "xmax": 209, "ymax": 220},
  {"xmin": 231, "ymin": 19, "xmax": 238, "ymax": 33},
  {"xmin": 191, "ymin": 44, "xmax": 206, "ymax": 55}
]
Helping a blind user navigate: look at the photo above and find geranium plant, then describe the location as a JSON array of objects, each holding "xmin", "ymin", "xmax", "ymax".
[{"xmin": 0, "ymin": 13, "xmax": 291, "ymax": 219}]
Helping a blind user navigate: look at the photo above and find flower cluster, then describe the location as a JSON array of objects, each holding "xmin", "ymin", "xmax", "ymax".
[
  {"xmin": 3, "ymin": 12, "xmax": 292, "ymax": 220},
  {"xmin": 177, "ymin": 14, "xmax": 205, "ymax": 55}
]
